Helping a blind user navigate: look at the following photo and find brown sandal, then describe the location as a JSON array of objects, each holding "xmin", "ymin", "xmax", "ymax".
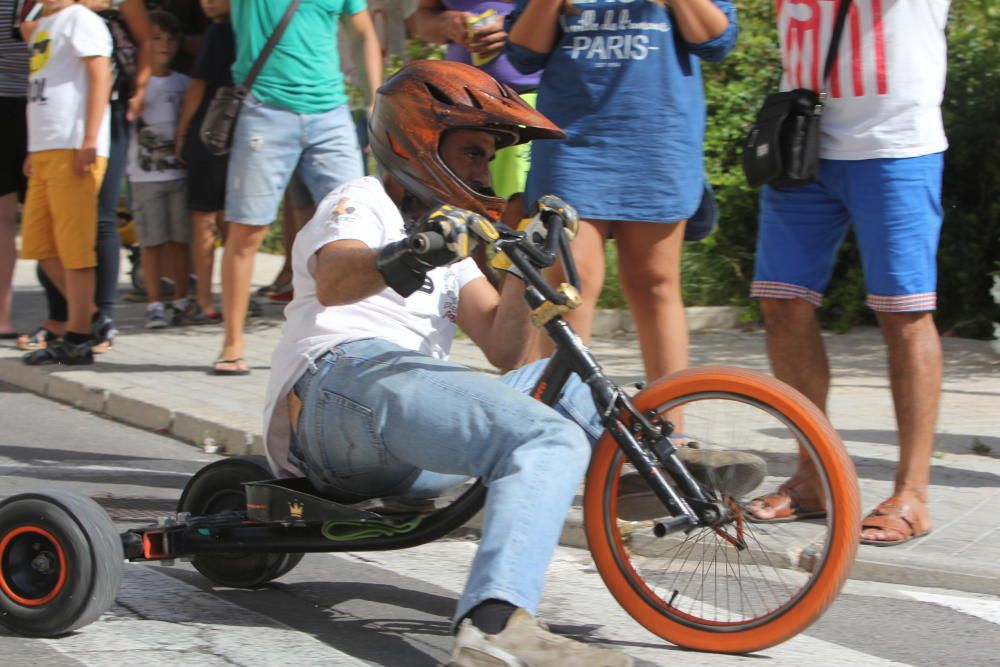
[
  {"xmin": 860, "ymin": 497, "xmax": 930, "ymax": 547},
  {"xmin": 745, "ymin": 482, "xmax": 827, "ymax": 523}
]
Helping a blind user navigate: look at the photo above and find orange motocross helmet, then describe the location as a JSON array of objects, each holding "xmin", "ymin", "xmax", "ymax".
[{"xmin": 368, "ymin": 60, "xmax": 565, "ymax": 221}]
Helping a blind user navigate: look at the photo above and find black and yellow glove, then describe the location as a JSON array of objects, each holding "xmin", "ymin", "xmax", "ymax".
[
  {"xmin": 490, "ymin": 195, "xmax": 579, "ymax": 278},
  {"xmin": 376, "ymin": 204, "xmax": 498, "ymax": 297}
]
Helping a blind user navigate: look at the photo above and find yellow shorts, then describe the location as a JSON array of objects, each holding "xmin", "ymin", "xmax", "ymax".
[{"xmin": 20, "ymin": 150, "xmax": 107, "ymax": 270}]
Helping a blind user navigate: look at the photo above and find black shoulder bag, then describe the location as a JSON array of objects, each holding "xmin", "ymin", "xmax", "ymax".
[
  {"xmin": 200, "ymin": 0, "xmax": 301, "ymax": 156},
  {"xmin": 741, "ymin": 0, "xmax": 852, "ymax": 188}
]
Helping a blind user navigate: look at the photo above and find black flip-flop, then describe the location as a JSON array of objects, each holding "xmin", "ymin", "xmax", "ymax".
[
  {"xmin": 212, "ymin": 358, "xmax": 250, "ymax": 376},
  {"xmin": 0, "ymin": 332, "xmax": 19, "ymax": 340}
]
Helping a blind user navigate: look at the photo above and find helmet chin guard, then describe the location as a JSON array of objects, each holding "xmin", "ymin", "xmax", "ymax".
[{"xmin": 369, "ymin": 60, "xmax": 565, "ymax": 220}]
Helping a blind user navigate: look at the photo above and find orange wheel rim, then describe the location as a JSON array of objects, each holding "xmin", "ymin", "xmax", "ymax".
[{"xmin": 0, "ymin": 525, "xmax": 68, "ymax": 606}]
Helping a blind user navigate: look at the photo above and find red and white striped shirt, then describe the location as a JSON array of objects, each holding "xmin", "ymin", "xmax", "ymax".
[{"xmin": 776, "ymin": 0, "xmax": 950, "ymax": 160}]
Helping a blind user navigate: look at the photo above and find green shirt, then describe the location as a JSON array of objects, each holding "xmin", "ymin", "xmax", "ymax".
[{"xmin": 231, "ymin": 0, "xmax": 366, "ymax": 114}]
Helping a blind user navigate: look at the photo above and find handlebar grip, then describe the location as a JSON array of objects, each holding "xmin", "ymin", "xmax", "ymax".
[{"xmin": 407, "ymin": 232, "xmax": 446, "ymax": 255}]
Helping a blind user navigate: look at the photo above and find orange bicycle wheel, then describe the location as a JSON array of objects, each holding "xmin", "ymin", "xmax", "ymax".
[{"xmin": 584, "ymin": 366, "xmax": 859, "ymax": 654}]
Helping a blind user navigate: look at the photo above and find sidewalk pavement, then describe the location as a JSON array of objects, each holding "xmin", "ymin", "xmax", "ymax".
[{"xmin": 2, "ymin": 252, "xmax": 999, "ymax": 595}]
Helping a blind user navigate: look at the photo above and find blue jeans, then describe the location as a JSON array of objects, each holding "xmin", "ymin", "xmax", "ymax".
[
  {"xmin": 752, "ymin": 153, "xmax": 944, "ymax": 312},
  {"xmin": 292, "ymin": 338, "xmax": 602, "ymax": 621},
  {"xmin": 225, "ymin": 93, "xmax": 363, "ymax": 226}
]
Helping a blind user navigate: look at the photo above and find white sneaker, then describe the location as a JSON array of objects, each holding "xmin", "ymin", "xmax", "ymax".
[
  {"xmin": 449, "ymin": 609, "xmax": 633, "ymax": 667},
  {"xmin": 145, "ymin": 301, "xmax": 168, "ymax": 329}
]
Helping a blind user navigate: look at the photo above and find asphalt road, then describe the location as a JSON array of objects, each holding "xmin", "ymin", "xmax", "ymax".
[{"xmin": 1, "ymin": 385, "xmax": 999, "ymax": 666}]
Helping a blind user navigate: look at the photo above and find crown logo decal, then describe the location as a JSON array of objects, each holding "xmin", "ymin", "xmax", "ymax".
[{"xmin": 288, "ymin": 500, "xmax": 305, "ymax": 519}]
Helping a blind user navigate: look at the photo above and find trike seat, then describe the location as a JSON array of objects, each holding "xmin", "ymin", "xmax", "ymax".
[{"xmin": 243, "ymin": 477, "xmax": 445, "ymax": 526}]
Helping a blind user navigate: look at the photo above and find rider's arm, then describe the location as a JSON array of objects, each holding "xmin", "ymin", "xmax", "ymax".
[
  {"xmin": 457, "ymin": 274, "xmax": 535, "ymax": 371},
  {"xmin": 459, "ymin": 191, "xmax": 535, "ymax": 369},
  {"xmin": 314, "ymin": 240, "xmax": 386, "ymax": 306}
]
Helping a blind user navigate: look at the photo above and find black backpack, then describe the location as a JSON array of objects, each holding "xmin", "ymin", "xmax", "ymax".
[{"xmin": 101, "ymin": 10, "xmax": 137, "ymax": 102}]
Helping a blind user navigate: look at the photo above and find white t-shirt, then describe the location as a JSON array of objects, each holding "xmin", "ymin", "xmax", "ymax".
[
  {"xmin": 27, "ymin": 5, "xmax": 112, "ymax": 156},
  {"xmin": 776, "ymin": 0, "xmax": 950, "ymax": 160},
  {"xmin": 126, "ymin": 71, "xmax": 189, "ymax": 182},
  {"xmin": 263, "ymin": 177, "xmax": 485, "ymax": 477}
]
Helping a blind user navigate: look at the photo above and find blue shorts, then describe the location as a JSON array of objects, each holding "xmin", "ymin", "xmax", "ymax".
[
  {"xmin": 225, "ymin": 93, "xmax": 363, "ymax": 226},
  {"xmin": 751, "ymin": 153, "xmax": 944, "ymax": 312}
]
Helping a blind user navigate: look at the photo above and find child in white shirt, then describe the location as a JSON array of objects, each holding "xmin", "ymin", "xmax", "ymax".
[{"xmin": 125, "ymin": 9, "xmax": 190, "ymax": 329}]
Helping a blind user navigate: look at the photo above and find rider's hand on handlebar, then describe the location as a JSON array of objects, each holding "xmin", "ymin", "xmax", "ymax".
[
  {"xmin": 533, "ymin": 194, "xmax": 580, "ymax": 240},
  {"xmin": 414, "ymin": 204, "xmax": 498, "ymax": 267},
  {"xmin": 490, "ymin": 195, "xmax": 580, "ymax": 278},
  {"xmin": 490, "ymin": 213, "xmax": 548, "ymax": 278},
  {"xmin": 376, "ymin": 204, "xmax": 498, "ymax": 297}
]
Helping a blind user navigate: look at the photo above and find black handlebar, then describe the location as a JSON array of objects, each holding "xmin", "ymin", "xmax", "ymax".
[
  {"xmin": 407, "ymin": 232, "xmax": 445, "ymax": 255},
  {"xmin": 405, "ymin": 207, "xmax": 581, "ymax": 304}
]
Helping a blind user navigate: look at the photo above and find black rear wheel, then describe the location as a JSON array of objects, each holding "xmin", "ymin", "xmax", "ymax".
[
  {"xmin": 178, "ymin": 456, "xmax": 303, "ymax": 588},
  {"xmin": 0, "ymin": 490, "xmax": 123, "ymax": 637}
]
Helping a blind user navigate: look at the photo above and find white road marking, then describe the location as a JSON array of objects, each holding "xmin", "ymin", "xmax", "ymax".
[{"xmin": 900, "ymin": 590, "xmax": 1000, "ymax": 626}]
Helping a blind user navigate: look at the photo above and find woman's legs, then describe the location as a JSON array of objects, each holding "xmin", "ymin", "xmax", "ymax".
[
  {"xmin": 616, "ymin": 219, "xmax": 689, "ymax": 429},
  {"xmin": 615, "ymin": 219, "xmax": 689, "ymax": 384}
]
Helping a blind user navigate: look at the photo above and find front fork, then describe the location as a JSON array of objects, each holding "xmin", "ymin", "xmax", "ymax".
[
  {"xmin": 605, "ymin": 411, "xmax": 729, "ymax": 535},
  {"xmin": 532, "ymin": 319, "xmax": 728, "ymax": 536}
]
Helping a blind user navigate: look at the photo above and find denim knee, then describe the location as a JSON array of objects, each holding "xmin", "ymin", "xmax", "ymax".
[{"xmin": 512, "ymin": 409, "xmax": 591, "ymax": 476}]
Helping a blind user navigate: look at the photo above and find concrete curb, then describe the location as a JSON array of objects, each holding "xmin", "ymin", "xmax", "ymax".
[
  {"xmin": 591, "ymin": 306, "xmax": 743, "ymax": 336},
  {"xmin": 0, "ymin": 357, "xmax": 259, "ymax": 454}
]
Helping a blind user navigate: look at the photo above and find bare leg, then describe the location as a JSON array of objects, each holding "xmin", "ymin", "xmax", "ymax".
[
  {"xmin": 63, "ymin": 266, "xmax": 96, "ymax": 335},
  {"xmin": 538, "ymin": 219, "xmax": 611, "ymax": 355},
  {"xmin": 0, "ymin": 193, "xmax": 17, "ymax": 334},
  {"xmin": 615, "ymin": 219, "xmax": 689, "ymax": 428},
  {"xmin": 166, "ymin": 241, "xmax": 189, "ymax": 299},
  {"xmin": 273, "ymin": 195, "xmax": 297, "ymax": 288},
  {"xmin": 218, "ymin": 222, "xmax": 268, "ymax": 366},
  {"xmin": 38, "ymin": 257, "xmax": 66, "ymax": 295},
  {"xmin": 861, "ymin": 311, "xmax": 940, "ymax": 541},
  {"xmin": 274, "ymin": 198, "xmax": 314, "ymax": 288},
  {"xmin": 746, "ymin": 297, "xmax": 829, "ymax": 519},
  {"xmin": 141, "ymin": 245, "xmax": 164, "ymax": 304},
  {"xmin": 615, "ymin": 220, "xmax": 689, "ymax": 383},
  {"xmin": 190, "ymin": 210, "xmax": 220, "ymax": 313},
  {"xmin": 34, "ymin": 258, "xmax": 68, "ymax": 338}
]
